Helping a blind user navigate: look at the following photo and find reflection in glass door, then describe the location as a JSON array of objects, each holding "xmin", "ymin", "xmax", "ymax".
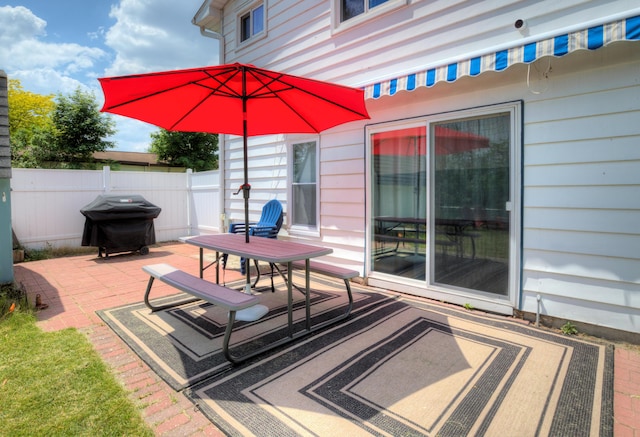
[
  {"xmin": 371, "ymin": 126, "xmax": 427, "ymax": 280},
  {"xmin": 432, "ymin": 114, "xmax": 510, "ymax": 295}
]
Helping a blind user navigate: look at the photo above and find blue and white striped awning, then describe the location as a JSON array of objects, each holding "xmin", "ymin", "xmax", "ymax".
[{"xmin": 365, "ymin": 14, "xmax": 640, "ymax": 99}]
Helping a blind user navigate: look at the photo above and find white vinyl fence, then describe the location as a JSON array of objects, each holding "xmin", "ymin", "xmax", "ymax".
[{"xmin": 10, "ymin": 167, "xmax": 221, "ymax": 249}]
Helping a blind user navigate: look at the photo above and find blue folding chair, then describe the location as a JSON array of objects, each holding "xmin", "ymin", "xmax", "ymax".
[{"xmin": 222, "ymin": 199, "xmax": 284, "ymax": 288}]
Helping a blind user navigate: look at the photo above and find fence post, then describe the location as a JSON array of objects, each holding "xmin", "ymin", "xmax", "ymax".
[
  {"xmin": 186, "ymin": 168, "xmax": 193, "ymax": 236},
  {"xmin": 102, "ymin": 166, "xmax": 111, "ymax": 193}
]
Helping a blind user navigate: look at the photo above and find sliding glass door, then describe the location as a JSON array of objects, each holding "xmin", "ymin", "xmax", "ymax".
[{"xmin": 369, "ymin": 106, "xmax": 517, "ymax": 301}]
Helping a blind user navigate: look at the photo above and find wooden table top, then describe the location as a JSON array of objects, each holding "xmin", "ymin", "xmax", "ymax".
[{"xmin": 186, "ymin": 233, "xmax": 332, "ymax": 263}]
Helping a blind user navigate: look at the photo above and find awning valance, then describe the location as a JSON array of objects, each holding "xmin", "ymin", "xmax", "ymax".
[{"xmin": 365, "ymin": 14, "xmax": 640, "ymax": 99}]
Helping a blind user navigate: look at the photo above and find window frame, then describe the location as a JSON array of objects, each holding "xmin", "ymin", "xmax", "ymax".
[
  {"xmin": 236, "ymin": 1, "xmax": 266, "ymax": 47},
  {"xmin": 331, "ymin": 0, "xmax": 407, "ymax": 34},
  {"xmin": 288, "ymin": 138, "xmax": 320, "ymax": 237}
]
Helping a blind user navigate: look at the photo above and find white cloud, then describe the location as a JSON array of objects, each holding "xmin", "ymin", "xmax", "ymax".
[
  {"xmin": 8, "ymin": 40, "xmax": 106, "ymax": 72},
  {"xmin": 87, "ymin": 26, "xmax": 107, "ymax": 42},
  {"xmin": 0, "ymin": 6, "xmax": 107, "ymax": 71},
  {"xmin": 0, "ymin": 5, "xmax": 46, "ymax": 45},
  {"xmin": 104, "ymin": 0, "xmax": 219, "ymax": 76},
  {"xmin": 9, "ymin": 68, "xmax": 87, "ymax": 96}
]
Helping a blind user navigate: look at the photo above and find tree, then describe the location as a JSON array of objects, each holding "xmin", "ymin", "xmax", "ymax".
[
  {"xmin": 51, "ymin": 87, "xmax": 116, "ymax": 165},
  {"xmin": 7, "ymin": 79, "xmax": 56, "ymax": 168},
  {"xmin": 149, "ymin": 130, "xmax": 218, "ymax": 171}
]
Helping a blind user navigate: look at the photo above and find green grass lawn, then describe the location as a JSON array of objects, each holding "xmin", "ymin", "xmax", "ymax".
[{"xmin": 0, "ymin": 309, "xmax": 153, "ymax": 436}]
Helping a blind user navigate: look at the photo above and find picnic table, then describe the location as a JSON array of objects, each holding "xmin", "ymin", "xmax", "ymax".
[{"xmin": 181, "ymin": 233, "xmax": 353, "ymax": 362}]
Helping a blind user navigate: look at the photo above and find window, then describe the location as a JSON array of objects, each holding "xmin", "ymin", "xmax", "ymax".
[
  {"xmin": 342, "ymin": 0, "xmax": 389, "ymax": 22},
  {"xmin": 239, "ymin": 3, "xmax": 264, "ymax": 43},
  {"xmin": 332, "ymin": 0, "xmax": 407, "ymax": 32},
  {"xmin": 290, "ymin": 141, "xmax": 318, "ymax": 231}
]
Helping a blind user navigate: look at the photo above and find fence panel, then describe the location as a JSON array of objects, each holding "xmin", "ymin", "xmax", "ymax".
[
  {"xmin": 109, "ymin": 169, "xmax": 192, "ymax": 243},
  {"xmin": 10, "ymin": 167, "xmax": 220, "ymax": 249},
  {"xmin": 11, "ymin": 168, "xmax": 106, "ymax": 248},
  {"xmin": 190, "ymin": 169, "xmax": 221, "ymax": 235}
]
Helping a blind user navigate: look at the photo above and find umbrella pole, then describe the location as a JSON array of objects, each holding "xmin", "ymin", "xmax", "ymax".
[
  {"xmin": 242, "ymin": 132, "xmax": 251, "ymax": 294},
  {"xmin": 241, "ymin": 66, "xmax": 252, "ymax": 294}
]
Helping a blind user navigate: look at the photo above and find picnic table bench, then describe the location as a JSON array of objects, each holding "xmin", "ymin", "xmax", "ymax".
[
  {"xmin": 273, "ymin": 259, "xmax": 357, "ymax": 323},
  {"xmin": 142, "ymin": 263, "xmax": 268, "ymax": 364},
  {"xmin": 291, "ymin": 259, "xmax": 357, "ymax": 294}
]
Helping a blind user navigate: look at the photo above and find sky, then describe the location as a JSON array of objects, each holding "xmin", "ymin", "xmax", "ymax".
[{"xmin": 0, "ymin": 0, "xmax": 220, "ymax": 152}]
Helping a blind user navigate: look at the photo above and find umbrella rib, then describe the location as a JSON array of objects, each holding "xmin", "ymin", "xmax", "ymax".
[
  {"xmin": 245, "ymin": 71, "xmax": 295, "ymax": 99},
  {"xmin": 248, "ymin": 70, "xmax": 324, "ymax": 132},
  {"xmin": 167, "ymin": 67, "xmax": 254, "ymax": 131},
  {"xmin": 167, "ymin": 69, "xmax": 249, "ymax": 130},
  {"xmin": 250, "ymin": 70, "xmax": 369, "ymax": 132},
  {"xmin": 198, "ymin": 68, "xmax": 244, "ymax": 98},
  {"xmin": 283, "ymin": 82, "xmax": 369, "ymax": 119},
  {"xmin": 166, "ymin": 92, "xmax": 215, "ymax": 131}
]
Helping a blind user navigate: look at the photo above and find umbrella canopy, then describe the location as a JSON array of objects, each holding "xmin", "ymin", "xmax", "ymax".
[
  {"xmin": 99, "ymin": 63, "xmax": 369, "ymax": 291},
  {"xmin": 99, "ymin": 63, "xmax": 370, "ymax": 137}
]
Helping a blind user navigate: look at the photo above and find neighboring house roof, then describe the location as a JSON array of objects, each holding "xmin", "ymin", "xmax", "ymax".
[
  {"xmin": 366, "ymin": 13, "xmax": 640, "ymax": 99},
  {"xmin": 92, "ymin": 151, "xmax": 165, "ymax": 166}
]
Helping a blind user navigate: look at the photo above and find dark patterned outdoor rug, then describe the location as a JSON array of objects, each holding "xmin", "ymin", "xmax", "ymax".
[
  {"xmin": 98, "ymin": 273, "xmax": 389, "ymax": 390},
  {"xmin": 185, "ymin": 295, "xmax": 613, "ymax": 436},
  {"xmin": 99, "ymin": 273, "xmax": 613, "ymax": 436}
]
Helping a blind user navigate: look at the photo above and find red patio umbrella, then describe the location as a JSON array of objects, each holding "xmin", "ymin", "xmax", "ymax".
[{"xmin": 99, "ymin": 63, "xmax": 369, "ymax": 288}]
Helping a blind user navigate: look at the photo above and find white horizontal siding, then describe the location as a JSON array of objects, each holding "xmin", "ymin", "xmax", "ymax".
[
  {"xmin": 223, "ymin": 0, "xmax": 639, "ymax": 87},
  {"xmin": 523, "ymin": 274, "xmax": 640, "ymax": 308},
  {"xmin": 525, "ymin": 87, "xmax": 640, "ymax": 125},
  {"xmin": 316, "ymin": 124, "xmax": 367, "ymax": 257},
  {"xmin": 526, "ymin": 186, "xmax": 640, "ymax": 209},
  {"xmin": 524, "ymin": 229, "xmax": 639, "ymax": 260},
  {"xmin": 224, "ymin": 135, "xmax": 287, "ymax": 225},
  {"xmin": 521, "ymin": 52, "xmax": 640, "ymax": 332},
  {"xmin": 520, "ymin": 286, "xmax": 640, "ymax": 333},
  {"xmin": 526, "ymin": 161, "xmax": 640, "ymax": 186},
  {"xmin": 526, "ymin": 112, "xmax": 640, "ymax": 145},
  {"xmin": 526, "ymin": 136, "xmax": 640, "ymax": 166},
  {"xmin": 525, "ymin": 208, "xmax": 638, "ymax": 235},
  {"xmin": 524, "ymin": 249, "xmax": 640, "ymax": 285}
]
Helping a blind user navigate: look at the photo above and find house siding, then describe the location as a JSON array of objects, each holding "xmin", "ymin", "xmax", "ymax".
[
  {"xmin": 224, "ymin": 135, "xmax": 288, "ymax": 225},
  {"xmin": 222, "ymin": 0, "xmax": 640, "ymax": 83},
  {"xmin": 521, "ymin": 52, "xmax": 640, "ymax": 331},
  {"xmin": 210, "ymin": 0, "xmax": 640, "ymax": 333}
]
